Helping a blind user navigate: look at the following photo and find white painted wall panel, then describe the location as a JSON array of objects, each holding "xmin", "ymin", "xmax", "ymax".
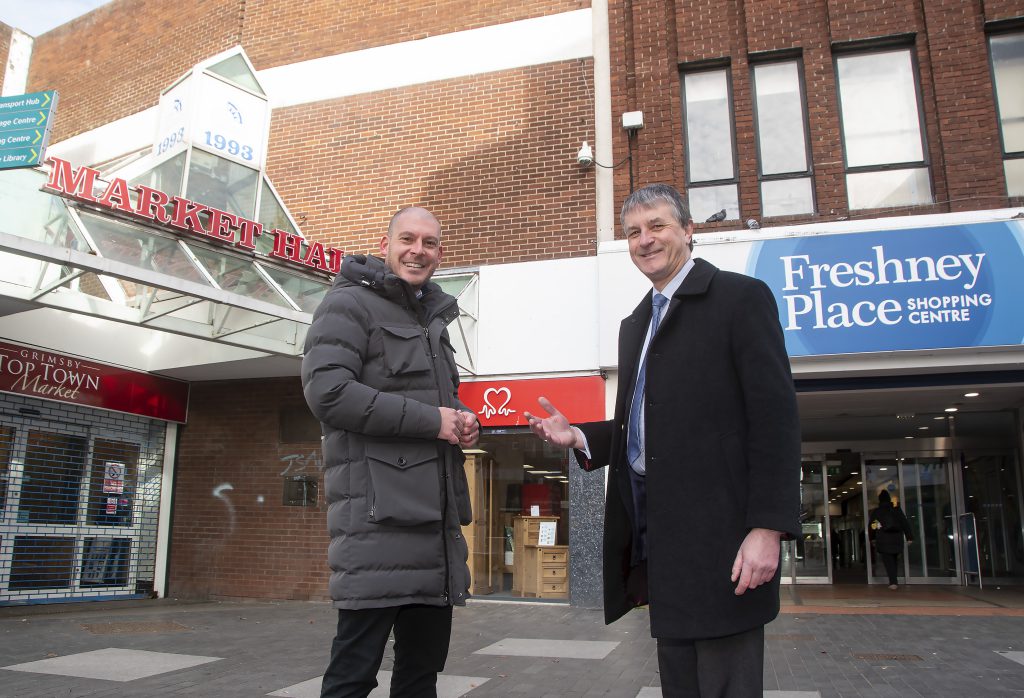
[{"xmin": 476, "ymin": 256, "xmax": 599, "ymax": 376}]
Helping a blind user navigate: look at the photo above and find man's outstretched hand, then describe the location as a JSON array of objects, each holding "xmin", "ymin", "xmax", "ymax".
[{"xmin": 524, "ymin": 397, "xmax": 583, "ymax": 449}]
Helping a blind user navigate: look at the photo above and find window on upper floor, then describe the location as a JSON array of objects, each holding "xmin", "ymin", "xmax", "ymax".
[
  {"xmin": 835, "ymin": 47, "xmax": 932, "ymax": 210},
  {"xmin": 681, "ymin": 66, "xmax": 739, "ymax": 223},
  {"xmin": 752, "ymin": 59, "xmax": 815, "ymax": 217},
  {"xmin": 989, "ymin": 32, "xmax": 1024, "ymax": 197}
]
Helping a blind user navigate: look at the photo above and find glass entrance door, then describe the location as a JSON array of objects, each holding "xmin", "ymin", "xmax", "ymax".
[
  {"xmin": 781, "ymin": 458, "xmax": 832, "ymax": 582},
  {"xmin": 864, "ymin": 453, "xmax": 958, "ymax": 584}
]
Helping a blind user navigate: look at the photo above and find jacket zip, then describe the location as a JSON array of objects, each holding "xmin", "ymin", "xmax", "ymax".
[{"xmin": 421, "ymin": 317, "xmax": 453, "ymax": 605}]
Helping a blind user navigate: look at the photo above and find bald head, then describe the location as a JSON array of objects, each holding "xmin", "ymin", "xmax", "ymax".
[
  {"xmin": 380, "ymin": 206, "xmax": 444, "ymax": 289},
  {"xmin": 388, "ymin": 207, "xmax": 441, "ymax": 239}
]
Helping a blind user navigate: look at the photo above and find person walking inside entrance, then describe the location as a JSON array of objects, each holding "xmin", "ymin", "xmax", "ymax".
[{"xmin": 870, "ymin": 490, "xmax": 914, "ymax": 590}]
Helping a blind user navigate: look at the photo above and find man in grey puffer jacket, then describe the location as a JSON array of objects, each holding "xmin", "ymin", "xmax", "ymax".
[{"xmin": 302, "ymin": 206, "xmax": 479, "ymax": 698}]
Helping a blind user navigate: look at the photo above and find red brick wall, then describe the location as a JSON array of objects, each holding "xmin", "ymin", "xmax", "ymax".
[
  {"xmin": 243, "ymin": 0, "xmax": 591, "ymax": 69},
  {"xmin": 610, "ymin": 0, "xmax": 1017, "ymax": 237},
  {"xmin": 984, "ymin": 1, "xmax": 1024, "ymax": 22},
  {"xmin": 169, "ymin": 378, "xmax": 330, "ymax": 601},
  {"xmin": 924, "ymin": 1, "xmax": 1007, "ymax": 210},
  {"xmin": 266, "ymin": 59, "xmax": 595, "ymax": 268},
  {"xmin": 825, "ymin": 0, "xmax": 921, "ymax": 43},
  {"xmin": 27, "ymin": 0, "xmax": 242, "ymax": 142}
]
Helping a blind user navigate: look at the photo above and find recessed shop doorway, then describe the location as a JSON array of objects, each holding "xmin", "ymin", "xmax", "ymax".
[
  {"xmin": 0, "ymin": 403, "xmax": 166, "ymax": 605},
  {"xmin": 789, "ymin": 439, "xmax": 1022, "ymax": 585},
  {"xmin": 792, "ymin": 377, "xmax": 1024, "ymax": 586}
]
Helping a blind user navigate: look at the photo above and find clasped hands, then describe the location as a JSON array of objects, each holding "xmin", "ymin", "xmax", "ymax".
[{"xmin": 438, "ymin": 407, "xmax": 480, "ymax": 447}]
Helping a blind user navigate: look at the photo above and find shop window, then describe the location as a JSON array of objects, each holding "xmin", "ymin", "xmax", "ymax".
[
  {"xmin": 86, "ymin": 440, "xmax": 140, "ymax": 527},
  {"xmin": 10, "ymin": 536, "xmax": 76, "ymax": 589},
  {"xmin": 752, "ymin": 59, "xmax": 815, "ymax": 217},
  {"xmin": 80, "ymin": 537, "xmax": 132, "ymax": 587},
  {"xmin": 470, "ymin": 432, "xmax": 571, "ymax": 599},
  {"xmin": 681, "ymin": 66, "xmax": 739, "ymax": 222},
  {"xmin": 835, "ymin": 47, "xmax": 932, "ymax": 209},
  {"xmin": 18, "ymin": 431, "xmax": 88, "ymax": 525},
  {"xmin": 989, "ymin": 32, "xmax": 1024, "ymax": 197}
]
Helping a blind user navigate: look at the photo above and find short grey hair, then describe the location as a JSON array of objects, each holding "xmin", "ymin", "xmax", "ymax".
[{"xmin": 620, "ymin": 184, "xmax": 693, "ymax": 230}]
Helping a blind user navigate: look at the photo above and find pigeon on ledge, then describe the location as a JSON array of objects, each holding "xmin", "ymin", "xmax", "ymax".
[{"xmin": 705, "ymin": 209, "xmax": 727, "ymax": 223}]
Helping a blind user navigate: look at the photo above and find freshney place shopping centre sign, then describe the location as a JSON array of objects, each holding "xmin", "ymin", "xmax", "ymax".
[
  {"xmin": 747, "ymin": 220, "xmax": 1024, "ymax": 356},
  {"xmin": 44, "ymin": 157, "xmax": 344, "ymax": 275}
]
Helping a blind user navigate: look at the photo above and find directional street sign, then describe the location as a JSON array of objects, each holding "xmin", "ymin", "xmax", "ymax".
[{"xmin": 0, "ymin": 90, "xmax": 58, "ymax": 170}]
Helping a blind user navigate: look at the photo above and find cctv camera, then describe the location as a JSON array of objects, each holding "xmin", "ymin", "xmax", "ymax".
[{"xmin": 577, "ymin": 141, "xmax": 594, "ymax": 167}]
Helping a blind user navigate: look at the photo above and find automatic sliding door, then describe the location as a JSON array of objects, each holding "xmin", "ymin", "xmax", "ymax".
[
  {"xmin": 902, "ymin": 456, "xmax": 957, "ymax": 580},
  {"xmin": 864, "ymin": 453, "xmax": 957, "ymax": 584}
]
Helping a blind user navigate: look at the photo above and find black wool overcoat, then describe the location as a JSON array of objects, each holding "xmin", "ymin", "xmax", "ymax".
[{"xmin": 578, "ymin": 258, "xmax": 801, "ymax": 640}]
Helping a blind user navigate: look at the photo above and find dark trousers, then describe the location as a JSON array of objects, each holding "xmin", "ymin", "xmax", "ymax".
[
  {"xmin": 879, "ymin": 551, "xmax": 901, "ymax": 585},
  {"xmin": 321, "ymin": 604, "xmax": 453, "ymax": 698},
  {"xmin": 656, "ymin": 625, "xmax": 764, "ymax": 698}
]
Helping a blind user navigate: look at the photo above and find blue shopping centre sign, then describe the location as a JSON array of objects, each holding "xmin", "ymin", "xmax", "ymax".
[{"xmin": 748, "ymin": 220, "xmax": 1024, "ymax": 357}]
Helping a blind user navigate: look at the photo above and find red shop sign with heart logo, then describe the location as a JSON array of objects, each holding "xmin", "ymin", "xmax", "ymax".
[{"xmin": 458, "ymin": 375, "xmax": 605, "ymax": 427}]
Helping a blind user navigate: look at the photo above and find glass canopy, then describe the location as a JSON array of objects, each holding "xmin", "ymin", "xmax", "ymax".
[{"xmin": 0, "ymin": 168, "xmax": 328, "ymax": 357}]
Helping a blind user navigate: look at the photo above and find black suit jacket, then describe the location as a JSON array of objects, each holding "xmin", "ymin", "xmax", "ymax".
[{"xmin": 577, "ymin": 258, "xmax": 800, "ymax": 640}]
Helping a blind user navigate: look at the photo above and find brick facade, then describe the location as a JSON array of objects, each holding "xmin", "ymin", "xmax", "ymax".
[
  {"xmin": 169, "ymin": 378, "xmax": 329, "ymax": 601},
  {"xmin": 266, "ymin": 60, "xmax": 595, "ymax": 267},
  {"xmin": 610, "ymin": 0, "xmax": 1022, "ymax": 239},
  {"xmin": 27, "ymin": 0, "xmax": 242, "ymax": 143}
]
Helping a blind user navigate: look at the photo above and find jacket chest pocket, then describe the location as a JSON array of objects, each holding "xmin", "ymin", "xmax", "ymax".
[
  {"xmin": 365, "ymin": 440, "xmax": 442, "ymax": 526},
  {"xmin": 379, "ymin": 325, "xmax": 432, "ymax": 377}
]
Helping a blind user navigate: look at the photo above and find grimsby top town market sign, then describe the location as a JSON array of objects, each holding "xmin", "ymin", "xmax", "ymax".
[{"xmin": 43, "ymin": 157, "xmax": 343, "ymax": 275}]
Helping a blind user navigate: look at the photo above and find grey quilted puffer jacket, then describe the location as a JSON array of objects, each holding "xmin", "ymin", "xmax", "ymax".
[{"xmin": 301, "ymin": 254, "xmax": 472, "ymax": 609}]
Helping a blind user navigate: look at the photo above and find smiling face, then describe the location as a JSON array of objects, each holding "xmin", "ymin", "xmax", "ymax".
[
  {"xmin": 380, "ymin": 207, "xmax": 443, "ymax": 289},
  {"xmin": 624, "ymin": 201, "xmax": 694, "ymax": 291}
]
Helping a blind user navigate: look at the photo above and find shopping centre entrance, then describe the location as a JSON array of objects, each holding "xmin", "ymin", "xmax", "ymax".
[{"xmin": 784, "ymin": 376, "xmax": 1024, "ymax": 587}]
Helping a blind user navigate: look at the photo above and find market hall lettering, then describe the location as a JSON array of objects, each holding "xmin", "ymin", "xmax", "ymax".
[{"xmin": 44, "ymin": 157, "xmax": 343, "ymax": 274}]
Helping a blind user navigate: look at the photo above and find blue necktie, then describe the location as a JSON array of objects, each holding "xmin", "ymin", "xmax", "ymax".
[{"xmin": 626, "ymin": 293, "xmax": 668, "ymax": 472}]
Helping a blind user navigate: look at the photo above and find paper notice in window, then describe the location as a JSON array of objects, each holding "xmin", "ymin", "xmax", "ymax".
[{"xmin": 537, "ymin": 521, "xmax": 557, "ymax": 546}]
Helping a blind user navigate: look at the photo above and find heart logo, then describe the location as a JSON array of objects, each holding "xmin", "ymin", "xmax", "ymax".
[{"xmin": 481, "ymin": 386, "xmax": 516, "ymax": 419}]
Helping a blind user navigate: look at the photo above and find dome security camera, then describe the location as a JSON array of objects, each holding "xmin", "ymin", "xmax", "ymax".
[{"xmin": 577, "ymin": 141, "xmax": 594, "ymax": 167}]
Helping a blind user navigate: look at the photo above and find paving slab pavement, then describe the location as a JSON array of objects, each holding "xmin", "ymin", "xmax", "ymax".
[{"xmin": 0, "ymin": 587, "xmax": 1022, "ymax": 697}]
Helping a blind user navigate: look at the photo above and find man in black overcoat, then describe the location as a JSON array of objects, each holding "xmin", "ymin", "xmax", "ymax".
[{"xmin": 525, "ymin": 184, "xmax": 800, "ymax": 697}]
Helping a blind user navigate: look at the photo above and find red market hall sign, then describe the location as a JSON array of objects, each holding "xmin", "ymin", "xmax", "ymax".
[
  {"xmin": 458, "ymin": 375, "xmax": 605, "ymax": 428},
  {"xmin": 0, "ymin": 341, "xmax": 189, "ymax": 423},
  {"xmin": 44, "ymin": 157, "xmax": 344, "ymax": 275}
]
